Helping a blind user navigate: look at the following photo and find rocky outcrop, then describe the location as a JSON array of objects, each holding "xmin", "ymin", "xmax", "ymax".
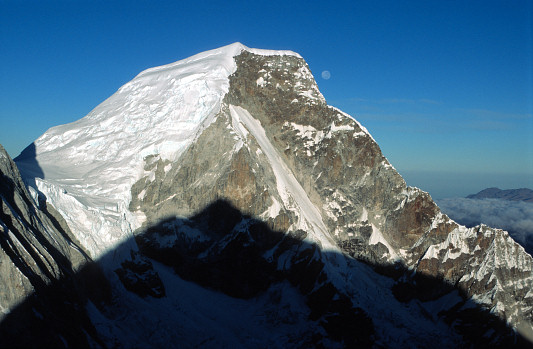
[
  {"xmin": 1, "ymin": 144, "xmax": 83, "ymax": 315},
  {"xmin": 0, "ymin": 144, "xmax": 108, "ymax": 347},
  {"xmin": 114, "ymin": 250, "xmax": 165, "ymax": 298}
]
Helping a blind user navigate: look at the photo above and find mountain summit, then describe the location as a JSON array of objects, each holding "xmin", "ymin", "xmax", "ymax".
[
  {"xmin": 4, "ymin": 43, "xmax": 533, "ymax": 347},
  {"xmin": 15, "ymin": 43, "xmax": 304, "ymax": 258}
]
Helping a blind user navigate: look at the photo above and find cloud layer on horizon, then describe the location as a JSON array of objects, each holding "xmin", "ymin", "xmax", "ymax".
[{"xmin": 436, "ymin": 198, "xmax": 533, "ymax": 250}]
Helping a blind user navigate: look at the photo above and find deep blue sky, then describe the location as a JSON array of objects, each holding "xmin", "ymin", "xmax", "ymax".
[{"xmin": 1, "ymin": 0, "xmax": 532, "ymax": 198}]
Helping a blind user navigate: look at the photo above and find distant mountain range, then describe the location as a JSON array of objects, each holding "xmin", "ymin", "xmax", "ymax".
[{"xmin": 467, "ymin": 187, "xmax": 533, "ymax": 202}]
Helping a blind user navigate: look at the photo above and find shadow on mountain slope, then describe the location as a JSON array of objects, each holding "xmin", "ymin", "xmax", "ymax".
[
  {"xmin": 13, "ymin": 142, "xmax": 45, "ymax": 187},
  {"xmin": 0, "ymin": 172, "xmax": 89, "ymax": 284},
  {"xmin": 0, "ymin": 166, "xmax": 110, "ymax": 348},
  {"xmin": 0, "ymin": 199, "xmax": 530, "ymax": 348}
]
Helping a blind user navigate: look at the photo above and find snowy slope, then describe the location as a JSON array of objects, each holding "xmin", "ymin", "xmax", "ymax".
[
  {"xmin": 16, "ymin": 43, "xmax": 300, "ymax": 258},
  {"xmin": 229, "ymin": 105, "xmax": 333, "ymax": 250}
]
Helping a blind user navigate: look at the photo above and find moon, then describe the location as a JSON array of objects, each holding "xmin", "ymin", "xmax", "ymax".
[{"xmin": 321, "ymin": 70, "xmax": 331, "ymax": 80}]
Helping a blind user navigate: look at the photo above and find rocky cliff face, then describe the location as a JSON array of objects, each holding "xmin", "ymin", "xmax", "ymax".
[
  {"xmin": 0, "ymin": 144, "xmax": 110, "ymax": 347},
  {"xmin": 127, "ymin": 48, "xmax": 533, "ymax": 344},
  {"xmin": 225, "ymin": 51, "xmax": 533, "ymax": 339},
  {"xmin": 0, "ymin": 144, "xmax": 84, "ymax": 315},
  {"xmin": 8, "ymin": 43, "xmax": 533, "ymax": 347}
]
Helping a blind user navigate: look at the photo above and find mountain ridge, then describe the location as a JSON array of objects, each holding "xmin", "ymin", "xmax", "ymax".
[{"xmin": 467, "ymin": 187, "xmax": 533, "ymax": 202}]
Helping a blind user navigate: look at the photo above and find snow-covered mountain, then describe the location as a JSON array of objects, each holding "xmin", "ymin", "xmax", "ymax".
[{"xmin": 4, "ymin": 43, "xmax": 533, "ymax": 347}]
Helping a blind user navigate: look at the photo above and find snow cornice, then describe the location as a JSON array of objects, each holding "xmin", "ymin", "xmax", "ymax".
[{"xmin": 135, "ymin": 42, "xmax": 302, "ymax": 80}]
